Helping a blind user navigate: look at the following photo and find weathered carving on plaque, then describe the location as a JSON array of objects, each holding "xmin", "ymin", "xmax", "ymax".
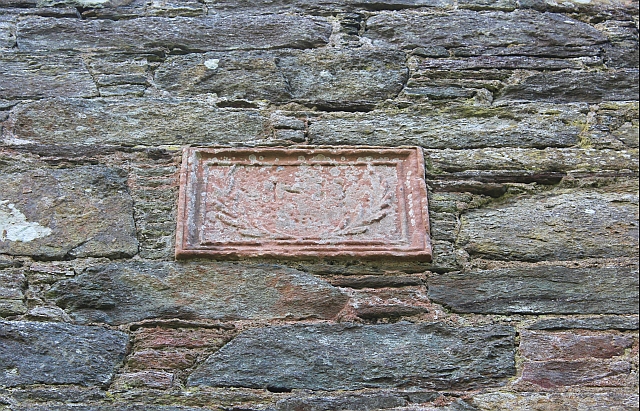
[{"xmin": 176, "ymin": 147, "xmax": 431, "ymax": 260}]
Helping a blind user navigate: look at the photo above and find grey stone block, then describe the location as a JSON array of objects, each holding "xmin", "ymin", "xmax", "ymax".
[
  {"xmin": 0, "ymin": 320, "xmax": 129, "ymax": 388},
  {"xmin": 187, "ymin": 323, "xmax": 515, "ymax": 390},
  {"xmin": 47, "ymin": 261, "xmax": 349, "ymax": 324},
  {"xmin": 428, "ymin": 265, "xmax": 639, "ymax": 314},
  {"xmin": 0, "ymin": 166, "xmax": 138, "ymax": 259}
]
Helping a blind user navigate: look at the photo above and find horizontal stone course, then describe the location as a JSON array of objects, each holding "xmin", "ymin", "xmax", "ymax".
[
  {"xmin": 0, "ymin": 52, "xmax": 98, "ymax": 100},
  {"xmin": 425, "ymin": 148, "xmax": 639, "ymax": 173},
  {"xmin": 528, "ymin": 315, "xmax": 639, "ymax": 330},
  {"xmin": 0, "ymin": 165, "xmax": 138, "ymax": 259},
  {"xmin": 47, "ymin": 261, "xmax": 349, "ymax": 324},
  {"xmin": 428, "ymin": 264, "xmax": 639, "ymax": 314},
  {"xmin": 16, "ymin": 15, "xmax": 332, "ymax": 52},
  {"xmin": 458, "ymin": 189, "xmax": 639, "ymax": 262},
  {"xmin": 497, "ymin": 69, "xmax": 639, "ymax": 103},
  {"xmin": 472, "ymin": 392, "xmax": 640, "ymax": 410},
  {"xmin": 521, "ymin": 359, "xmax": 632, "ymax": 388},
  {"xmin": 365, "ymin": 10, "xmax": 607, "ymax": 57},
  {"xmin": 308, "ymin": 103, "xmax": 584, "ymax": 149},
  {"xmin": 154, "ymin": 48, "xmax": 408, "ymax": 109},
  {"xmin": 0, "ymin": 320, "xmax": 129, "ymax": 387},
  {"xmin": 187, "ymin": 323, "xmax": 515, "ymax": 390},
  {"xmin": 520, "ymin": 330, "xmax": 635, "ymax": 360},
  {"xmin": 2, "ymin": 97, "xmax": 269, "ymax": 147}
]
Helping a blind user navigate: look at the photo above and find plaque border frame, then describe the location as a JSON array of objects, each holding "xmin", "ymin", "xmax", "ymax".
[{"xmin": 175, "ymin": 146, "xmax": 432, "ymax": 261}]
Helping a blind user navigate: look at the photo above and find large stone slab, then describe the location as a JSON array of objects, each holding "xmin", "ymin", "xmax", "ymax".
[
  {"xmin": 0, "ymin": 320, "xmax": 128, "ymax": 387},
  {"xmin": 472, "ymin": 392, "xmax": 639, "ymax": 411},
  {"xmin": 458, "ymin": 190, "xmax": 639, "ymax": 261},
  {"xmin": 154, "ymin": 48, "xmax": 408, "ymax": 110},
  {"xmin": 528, "ymin": 315, "xmax": 639, "ymax": 331},
  {"xmin": 497, "ymin": 69, "xmax": 639, "ymax": 103},
  {"xmin": 2, "ymin": 98, "xmax": 269, "ymax": 147},
  {"xmin": 187, "ymin": 323, "xmax": 515, "ymax": 390},
  {"xmin": 0, "ymin": 52, "xmax": 98, "ymax": 100},
  {"xmin": 424, "ymin": 148, "xmax": 639, "ymax": 173},
  {"xmin": 16, "ymin": 15, "xmax": 331, "ymax": 52},
  {"xmin": 308, "ymin": 104, "xmax": 583, "ymax": 149},
  {"xmin": 47, "ymin": 262, "xmax": 349, "ymax": 324},
  {"xmin": 519, "ymin": 330, "xmax": 634, "ymax": 361},
  {"xmin": 0, "ymin": 166, "xmax": 138, "ymax": 259},
  {"xmin": 428, "ymin": 265, "xmax": 639, "ymax": 314},
  {"xmin": 365, "ymin": 10, "xmax": 606, "ymax": 57}
]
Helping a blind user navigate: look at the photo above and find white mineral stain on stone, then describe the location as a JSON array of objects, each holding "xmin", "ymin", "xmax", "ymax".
[
  {"xmin": 204, "ymin": 59, "xmax": 220, "ymax": 70},
  {"xmin": 0, "ymin": 201, "xmax": 52, "ymax": 242}
]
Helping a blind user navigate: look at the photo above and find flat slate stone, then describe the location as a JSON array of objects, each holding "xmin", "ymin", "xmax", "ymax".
[
  {"xmin": 497, "ymin": 69, "xmax": 639, "ymax": 103},
  {"xmin": 0, "ymin": 166, "xmax": 138, "ymax": 259},
  {"xmin": 187, "ymin": 323, "xmax": 515, "ymax": 391},
  {"xmin": 0, "ymin": 320, "xmax": 128, "ymax": 387},
  {"xmin": 472, "ymin": 392, "xmax": 639, "ymax": 411},
  {"xmin": 428, "ymin": 265, "xmax": 639, "ymax": 314},
  {"xmin": 365, "ymin": 10, "xmax": 606, "ymax": 57},
  {"xmin": 527, "ymin": 315, "xmax": 639, "ymax": 330},
  {"xmin": 2, "ymin": 98, "xmax": 268, "ymax": 147},
  {"xmin": 16, "ymin": 15, "xmax": 331, "ymax": 52},
  {"xmin": 0, "ymin": 52, "xmax": 98, "ymax": 100},
  {"xmin": 308, "ymin": 104, "xmax": 583, "ymax": 149},
  {"xmin": 458, "ymin": 190, "xmax": 639, "ymax": 261},
  {"xmin": 0, "ymin": 269, "xmax": 27, "ymax": 317},
  {"xmin": 47, "ymin": 261, "xmax": 349, "ymax": 324},
  {"xmin": 176, "ymin": 147, "xmax": 431, "ymax": 261},
  {"xmin": 154, "ymin": 48, "xmax": 408, "ymax": 109}
]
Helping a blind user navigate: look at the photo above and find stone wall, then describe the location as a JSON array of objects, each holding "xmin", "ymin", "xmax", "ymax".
[{"xmin": 0, "ymin": 0, "xmax": 638, "ymax": 409}]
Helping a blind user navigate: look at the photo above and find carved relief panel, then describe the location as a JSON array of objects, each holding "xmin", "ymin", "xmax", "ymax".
[{"xmin": 176, "ymin": 147, "xmax": 431, "ymax": 260}]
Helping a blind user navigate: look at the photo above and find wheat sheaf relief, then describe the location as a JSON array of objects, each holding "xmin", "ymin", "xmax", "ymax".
[{"xmin": 204, "ymin": 164, "xmax": 396, "ymax": 242}]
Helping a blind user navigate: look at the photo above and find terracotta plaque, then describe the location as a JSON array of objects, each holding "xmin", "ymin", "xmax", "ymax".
[{"xmin": 176, "ymin": 147, "xmax": 431, "ymax": 261}]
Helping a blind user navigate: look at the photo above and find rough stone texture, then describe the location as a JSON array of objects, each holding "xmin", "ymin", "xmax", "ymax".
[
  {"xmin": 204, "ymin": 0, "xmax": 454, "ymax": 15},
  {"xmin": 520, "ymin": 330, "xmax": 635, "ymax": 360},
  {"xmin": 520, "ymin": 359, "xmax": 633, "ymax": 388},
  {"xmin": 0, "ymin": 320, "xmax": 129, "ymax": 387},
  {"xmin": 365, "ymin": 10, "xmax": 607, "ymax": 56},
  {"xmin": 47, "ymin": 262, "xmax": 349, "ymax": 324},
  {"xmin": 471, "ymin": 392, "xmax": 640, "ymax": 410},
  {"xmin": 154, "ymin": 48, "xmax": 408, "ymax": 109},
  {"xmin": 275, "ymin": 393, "xmax": 413, "ymax": 411},
  {"xmin": 82, "ymin": 53, "xmax": 154, "ymax": 96},
  {"xmin": 127, "ymin": 350, "xmax": 196, "ymax": 370},
  {"xmin": 458, "ymin": 189, "xmax": 639, "ymax": 261},
  {"xmin": 0, "ymin": 14, "xmax": 16, "ymax": 49},
  {"xmin": 0, "ymin": 268, "xmax": 26, "ymax": 317},
  {"xmin": 16, "ymin": 15, "xmax": 332, "ymax": 52},
  {"xmin": 2, "ymin": 98, "xmax": 269, "ymax": 147},
  {"xmin": 528, "ymin": 315, "xmax": 639, "ymax": 330},
  {"xmin": 0, "ymin": 166, "xmax": 138, "ymax": 259},
  {"xmin": 497, "ymin": 69, "xmax": 639, "ymax": 103},
  {"xmin": 425, "ymin": 148, "xmax": 639, "ymax": 173},
  {"xmin": 0, "ymin": 0, "xmax": 638, "ymax": 407},
  {"xmin": 428, "ymin": 264, "xmax": 639, "ymax": 314},
  {"xmin": 308, "ymin": 104, "xmax": 585, "ymax": 149},
  {"xmin": 132, "ymin": 326, "xmax": 233, "ymax": 350},
  {"xmin": 0, "ymin": 52, "xmax": 98, "ymax": 100},
  {"xmin": 187, "ymin": 323, "xmax": 515, "ymax": 390}
]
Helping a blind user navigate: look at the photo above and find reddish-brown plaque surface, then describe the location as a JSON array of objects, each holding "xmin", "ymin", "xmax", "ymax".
[{"xmin": 176, "ymin": 147, "xmax": 431, "ymax": 261}]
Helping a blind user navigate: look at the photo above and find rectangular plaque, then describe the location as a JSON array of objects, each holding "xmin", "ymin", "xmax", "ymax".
[{"xmin": 176, "ymin": 146, "xmax": 431, "ymax": 261}]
